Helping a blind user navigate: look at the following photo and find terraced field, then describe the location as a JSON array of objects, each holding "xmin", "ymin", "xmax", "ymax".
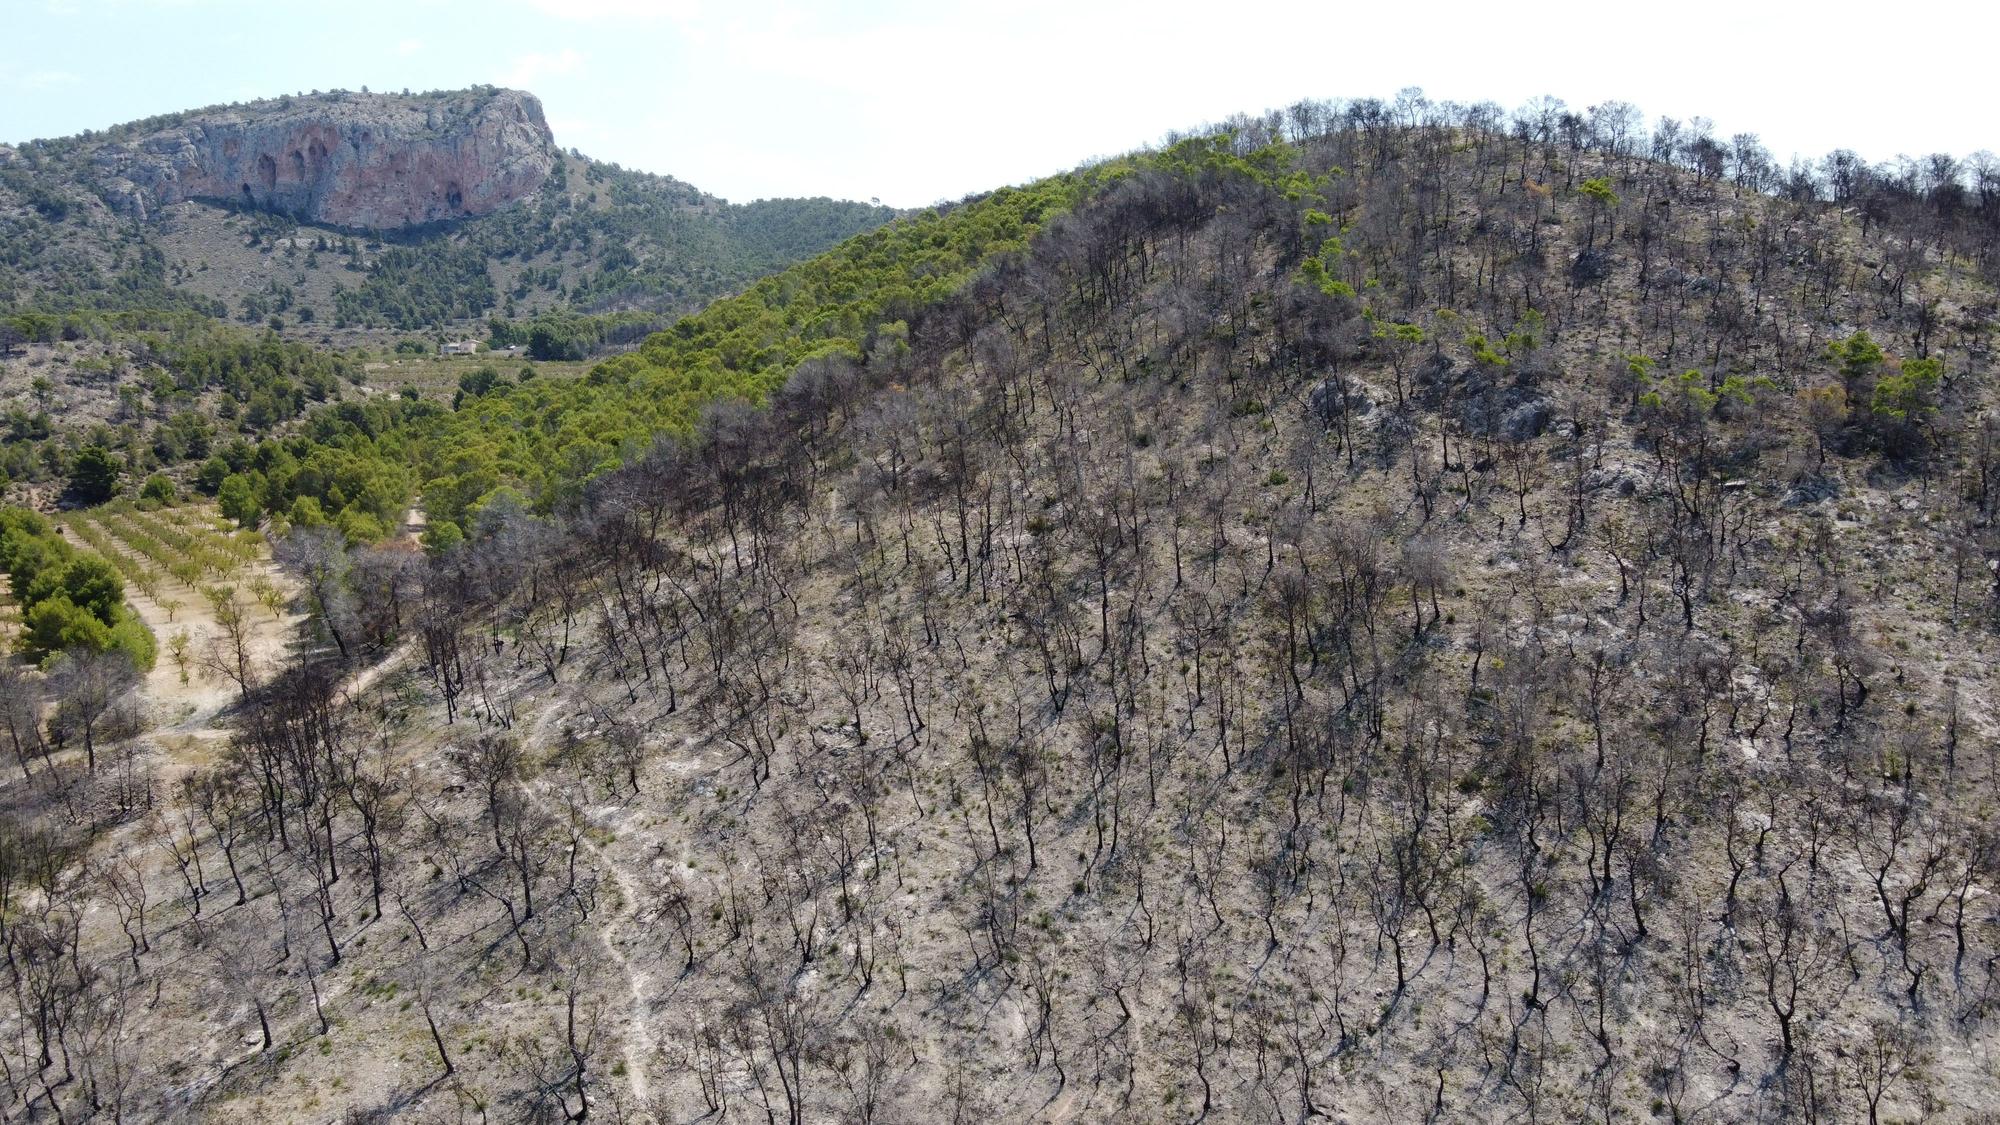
[{"xmin": 56, "ymin": 502, "xmax": 301, "ymax": 738}]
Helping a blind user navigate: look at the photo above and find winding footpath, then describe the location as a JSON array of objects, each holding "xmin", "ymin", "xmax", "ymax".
[{"xmin": 523, "ymin": 697, "xmax": 661, "ymax": 1119}]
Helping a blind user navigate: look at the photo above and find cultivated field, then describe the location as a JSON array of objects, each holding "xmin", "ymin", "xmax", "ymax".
[{"xmin": 59, "ymin": 502, "xmax": 302, "ymax": 740}]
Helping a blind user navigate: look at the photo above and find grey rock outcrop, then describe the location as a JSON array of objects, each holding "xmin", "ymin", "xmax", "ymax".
[
  {"xmin": 88, "ymin": 88, "xmax": 555, "ymax": 229},
  {"xmin": 1501, "ymin": 397, "xmax": 1552, "ymax": 441}
]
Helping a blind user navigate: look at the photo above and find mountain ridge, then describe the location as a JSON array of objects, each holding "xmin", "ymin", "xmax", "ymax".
[
  {"xmin": 85, "ymin": 87, "xmax": 557, "ymax": 229},
  {"xmin": 0, "ymin": 87, "xmax": 898, "ymax": 336}
]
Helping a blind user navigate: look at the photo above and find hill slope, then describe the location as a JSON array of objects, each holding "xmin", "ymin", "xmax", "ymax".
[
  {"xmin": 0, "ymin": 87, "xmax": 897, "ymax": 335},
  {"xmin": 5, "ymin": 96, "xmax": 2000, "ymax": 1122}
]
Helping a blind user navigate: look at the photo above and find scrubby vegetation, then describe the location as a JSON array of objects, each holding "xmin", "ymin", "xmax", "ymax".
[
  {"xmin": 330, "ymin": 242, "xmax": 497, "ymax": 330},
  {"xmin": 9, "ymin": 173, "xmax": 1071, "ymax": 540},
  {"xmin": 322, "ymin": 170, "xmax": 899, "ymax": 330},
  {"xmin": 0, "ymin": 310, "xmax": 359, "ymax": 501}
]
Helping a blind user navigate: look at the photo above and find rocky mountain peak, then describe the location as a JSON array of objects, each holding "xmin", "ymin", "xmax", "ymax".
[{"xmin": 87, "ymin": 86, "xmax": 557, "ymax": 230}]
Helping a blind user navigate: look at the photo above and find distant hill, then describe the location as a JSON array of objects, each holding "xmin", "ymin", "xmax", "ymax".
[{"xmin": 0, "ymin": 87, "xmax": 897, "ymax": 338}]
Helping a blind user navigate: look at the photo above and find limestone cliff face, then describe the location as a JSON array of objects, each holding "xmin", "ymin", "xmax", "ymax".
[{"xmin": 91, "ymin": 88, "xmax": 556, "ymax": 229}]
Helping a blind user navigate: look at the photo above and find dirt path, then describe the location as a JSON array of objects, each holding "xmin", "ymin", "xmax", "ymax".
[
  {"xmin": 523, "ymin": 695, "xmax": 660, "ymax": 1119},
  {"xmin": 567, "ymin": 801, "xmax": 660, "ymax": 1115},
  {"xmin": 340, "ymin": 636, "xmax": 417, "ymax": 700},
  {"xmin": 0, "ymin": 572, "xmax": 17, "ymax": 652}
]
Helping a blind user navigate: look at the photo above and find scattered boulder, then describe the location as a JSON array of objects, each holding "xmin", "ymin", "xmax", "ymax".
[
  {"xmin": 1416, "ymin": 352, "xmax": 1456, "ymax": 389},
  {"xmin": 1309, "ymin": 376, "xmax": 1375, "ymax": 424},
  {"xmin": 1459, "ymin": 383, "xmax": 1552, "ymax": 442},
  {"xmin": 1501, "ymin": 397, "xmax": 1553, "ymax": 442},
  {"xmin": 1782, "ymin": 474, "xmax": 1841, "ymax": 507},
  {"xmin": 1582, "ymin": 466, "xmax": 1654, "ymax": 497},
  {"xmin": 1571, "ymin": 248, "xmax": 1613, "ymax": 283}
]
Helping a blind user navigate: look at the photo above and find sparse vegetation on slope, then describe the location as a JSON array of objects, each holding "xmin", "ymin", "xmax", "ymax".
[
  {"xmin": 0, "ymin": 310, "xmax": 361, "ymax": 505},
  {"xmin": 5, "ymin": 92, "xmax": 2000, "ymax": 1123}
]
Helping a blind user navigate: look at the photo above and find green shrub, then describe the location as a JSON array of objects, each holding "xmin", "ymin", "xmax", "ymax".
[
  {"xmin": 421, "ymin": 519, "xmax": 463, "ymax": 556},
  {"xmin": 69, "ymin": 446, "xmax": 121, "ymax": 504},
  {"xmin": 218, "ymin": 474, "xmax": 261, "ymax": 527}
]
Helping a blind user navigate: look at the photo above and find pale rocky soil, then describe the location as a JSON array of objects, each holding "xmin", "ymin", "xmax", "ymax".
[{"xmin": 0, "ymin": 341, "xmax": 135, "ymax": 436}]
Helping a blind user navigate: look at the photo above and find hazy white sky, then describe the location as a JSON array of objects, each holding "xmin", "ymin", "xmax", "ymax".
[{"xmin": 2, "ymin": 0, "xmax": 1993, "ymax": 207}]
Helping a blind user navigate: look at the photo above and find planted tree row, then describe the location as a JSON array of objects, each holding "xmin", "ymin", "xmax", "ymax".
[
  {"xmin": 124, "ymin": 506, "xmax": 255, "ymax": 575},
  {"xmin": 91, "ymin": 506, "xmax": 250, "ymax": 588},
  {"xmin": 61, "ymin": 516, "xmax": 163, "ymax": 602},
  {"xmin": 158, "ymin": 505, "xmax": 261, "ymax": 565}
]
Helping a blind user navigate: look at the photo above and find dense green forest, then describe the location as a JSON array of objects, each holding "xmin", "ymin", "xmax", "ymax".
[
  {"xmin": 485, "ymin": 308, "xmax": 668, "ymax": 360},
  {"xmin": 331, "ymin": 243, "xmax": 497, "ymax": 329},
  {"xmin": 207, "ymin": 173, "xmax": 1084, "ymax": 543},
  {"xmin": 327, "ymin": 163, "xmax": 899, "ymax": 329},
  {"xmin": 1, "ymin": 173, "xmax": 1084, "ymax": 545}
]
